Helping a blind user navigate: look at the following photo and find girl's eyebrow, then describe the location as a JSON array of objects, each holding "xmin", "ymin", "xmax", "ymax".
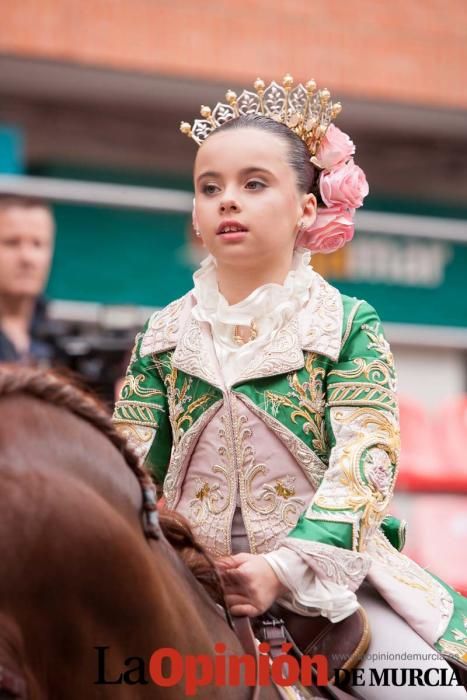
[
  {"xmin": 240, "ymin": 166, "xmax": 273, "ymax": 177},
  {"xmin": 196, "ymin": 170, "xmax": 221, "ymax": 183},
  {"xmin": 196, "ymin": 166, "xmax": 273, "ymax": 183}
]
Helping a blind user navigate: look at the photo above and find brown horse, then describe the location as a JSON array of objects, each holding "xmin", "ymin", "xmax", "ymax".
[
  {"xmin": 0, "ymin": 366, "xmax": 257, "ymax": 700},
  {"xmin": 0, "ymin": 366, "xmax": 354, "ymax": 700}
]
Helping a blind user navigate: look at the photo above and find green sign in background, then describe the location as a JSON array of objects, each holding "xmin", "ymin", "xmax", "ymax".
[
  {"xmin": 46, "ymin": 204, "xmax": 467, "ymax": 329},
  {"xmin": 48, "ymin": 203, "xmax": 191, "ymax": 308},
  {"xmin": 42, "ymin": 165, "xmax": 467, "ymax": 329},
  {"xmin": 321, "ymin": 233, "xmax": 467, "ymax": 328}
]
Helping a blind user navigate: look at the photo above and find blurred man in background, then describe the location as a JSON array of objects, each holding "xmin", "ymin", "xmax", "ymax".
[{"xmin": 0, "ymin": 195, "xmax": 57, "ymax": 365}]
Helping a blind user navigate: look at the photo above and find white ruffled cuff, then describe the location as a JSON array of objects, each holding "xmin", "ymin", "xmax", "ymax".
[{"xmin": 262, "ymin": 546, "xmax": 361, "ymax": 623}]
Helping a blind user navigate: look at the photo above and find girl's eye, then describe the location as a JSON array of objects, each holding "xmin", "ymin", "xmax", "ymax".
[
  {"xmin": 245, "ymin": 180, "xmax": 266, "ymax": 190},
  {"xmin": 202, "ymin": 183, "xmax": 220, "ymax": 195}
]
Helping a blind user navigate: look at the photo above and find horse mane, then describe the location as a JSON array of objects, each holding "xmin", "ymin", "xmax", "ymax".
[
  {"xmin": 0, "ymin": 364, "xmax": 142, "ymax": 472},
  {"xmin": 0, "ymin": 365, "xmax": 225, "ymax": 605}
]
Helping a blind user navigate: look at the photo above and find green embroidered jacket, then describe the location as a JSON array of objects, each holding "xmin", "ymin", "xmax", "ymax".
[{"xmin": 113, "ymin": 270, "xmax": 467, "ymax": 664}]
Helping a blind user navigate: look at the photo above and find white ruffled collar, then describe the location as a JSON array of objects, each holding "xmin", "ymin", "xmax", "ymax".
[{"xmin": 192, "ymin": 247, "xmax": 314, "ymax": 351}]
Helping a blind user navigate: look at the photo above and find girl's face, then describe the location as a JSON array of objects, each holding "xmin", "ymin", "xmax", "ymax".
[{"xmin": 193, "ymin": 128, "xmax": 316, "ymax": 266}]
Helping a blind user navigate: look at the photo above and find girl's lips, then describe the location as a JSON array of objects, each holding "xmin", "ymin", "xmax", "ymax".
[
  {"xmin": 216, "ymin": 220, "xmax": 249, "ymax": 235},
  {"xmin": 217, "ymin": 230, "xmax": 248, "ymax": 242}
]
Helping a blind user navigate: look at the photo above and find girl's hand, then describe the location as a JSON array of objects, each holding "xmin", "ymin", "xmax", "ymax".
[{"xmin": 217, "ymin": 552, "xmax": 288, "ymax": 617}]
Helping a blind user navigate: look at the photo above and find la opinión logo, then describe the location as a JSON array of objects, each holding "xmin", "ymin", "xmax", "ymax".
[{"xmin": 95, "ymin": 643, "xmax": 329, "ymax": 696}]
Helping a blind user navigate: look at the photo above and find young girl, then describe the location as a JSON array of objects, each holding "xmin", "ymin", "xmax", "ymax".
[{"xmin": 113, "ymin": 76, "xmax": 466, "ymax": 698}]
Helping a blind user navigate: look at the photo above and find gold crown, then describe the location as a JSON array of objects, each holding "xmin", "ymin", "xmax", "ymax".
[{"xmin": 180, "ymin": 74, "xmax": 342, "ymax": 157}]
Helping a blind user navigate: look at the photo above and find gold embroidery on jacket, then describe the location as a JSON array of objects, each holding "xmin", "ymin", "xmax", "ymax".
[
  {"xmin": 190, "ymin": 469, "xmax": 231, "ymax": 521},
  {"xmin": 245, "ymin": 469, "xmax": 305, "ymax": 526},
  {"xmin": 120, "ymin": 372, "xmax": 165, "ymax": 399},
  {"xmin": 163, "ymin": 365, "xmax": 212, "ymax": 447},
  {"xmin": 187, "ymin": 412, "xmax": 236, "ymax": 555},
  {"xmin": 274, "ymin": 479, "xmax": 295, "ymax": 499},
  {"xmin": 164, "ymin": 400, "xmax": 223, "ymax": 510},
  {"xmin": 328, "ymin": 358, "xmax": 393, "ymax": 388},
  {"xmin": 237, "ymin": 394, "xmax": 327, "ymax": 489},
  {"xmin": 113, "ymin": 399, "xmax": 163, "ymax": 428},
  {"xmin": 115, "ymin": 423, "xmax": 157, "ymax": 462},
  {"xmin": 127, "ymin": 331, "xmax": 142, "ymax": 369},
  {"xmin": 361, "ymin": 321, "xmax": 395, "ymax": 370},
  {"xmin": 223, "ymin": 401, "xmax": 306, "ymax": 552},
  {"xmin": 264, "ymin": 353, "xmax": 329, "ymax": 457},
  {"xmin": 438, "ymin": 639, "xmax": 467, "ymax": 663},
  {"xmin": 189, "ymin": 398, "xmax": 308, "ymax": 555},
  {"xmin": 327, "ymin": 382, "xmax": 397, "ymax": 412},
  {"xmin": 314, "ymin": 406, "xmax": 400, "ymax": 550},
  {"xmin": 439, "ymin": 619, "xmax": 467, "ymax": 662},
  {"xmin": 341, "ymin": 300, "xmax": 364, "ymax": 348},
  {"xmin": 195, "ymin": 481, "xmax": 211, "ymax": 501}
]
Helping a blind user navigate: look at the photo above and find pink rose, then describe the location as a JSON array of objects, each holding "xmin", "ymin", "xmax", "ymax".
[
  {"xmin": 320, "ymin": 159, "xmax": 369, "ymax": 209},
  {"xmin": 311, "ymin": 124, "xmax": 355, "ymax": 171},
  {"xmin": 296, "ymin": 204, "xmax": 355, "ymax": 255}
]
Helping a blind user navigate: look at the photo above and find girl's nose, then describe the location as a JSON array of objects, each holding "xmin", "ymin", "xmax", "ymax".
[{"xmin": 219, "ymin": 198, "xmax": 240, "ymax": 214}]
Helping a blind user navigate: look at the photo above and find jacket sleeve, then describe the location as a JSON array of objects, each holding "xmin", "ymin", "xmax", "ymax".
[
  {"xmin": 112, "ymin": 324, "xmax": 173, "ymax": 486},
  {"xmin": 291, "ymin": 300, "xmax": 400, "ymax": 552},
  {"xmin": 264, "ymin": 301, "xmax": 400, "ymax": 612}
]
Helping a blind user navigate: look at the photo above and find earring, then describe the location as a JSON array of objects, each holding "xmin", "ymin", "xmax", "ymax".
[
  {"xmin": 298, "ymin": 220, "xmax": 305, "ymax": 233},
  {"xmin": 195, "ymin": 229, "xmax": 201, "ymax": 237}
]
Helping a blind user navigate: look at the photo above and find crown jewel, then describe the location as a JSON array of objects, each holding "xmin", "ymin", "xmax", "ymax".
[{"xmin": 180, "ymin": 74, "xmax": 342, "ymax": 157}]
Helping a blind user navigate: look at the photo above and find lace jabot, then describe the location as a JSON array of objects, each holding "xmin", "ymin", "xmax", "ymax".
[{"xmin": 191, "ymin": 247, "xmax": 314, "ymax": 386}]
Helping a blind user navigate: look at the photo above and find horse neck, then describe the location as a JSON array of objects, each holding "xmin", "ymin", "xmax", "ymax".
[
  {"xmin": 150, "ymin": 533, "xmax": 248, "ymax": 653},
  {"xmin": 0, "ymin": 394, "xmax": 250, "ymax": 698},
  {"xmin": 1, "ymin": 394, "xmax": 143, "ymax": 521}
]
